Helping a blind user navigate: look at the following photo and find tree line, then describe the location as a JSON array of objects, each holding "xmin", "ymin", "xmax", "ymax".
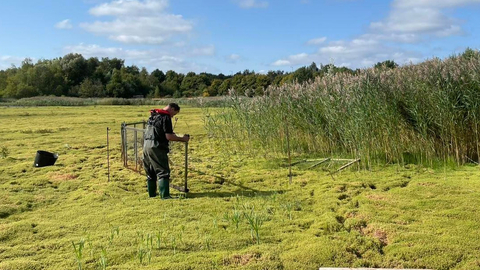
[{"xmin": 0, "ymin": 53, "xmax": 397, "ymax": 99}]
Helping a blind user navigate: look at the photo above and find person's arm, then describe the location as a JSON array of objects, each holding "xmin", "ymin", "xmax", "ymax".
[{"xmin": 166, "ymin": 133, "xmax": 190, "ymax": 142}]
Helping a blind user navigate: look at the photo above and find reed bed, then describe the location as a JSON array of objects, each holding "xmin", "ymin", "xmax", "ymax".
[
  {"xmin": 206, "ymin": 50, "xmax": 480, "ymax": 167},
  {"xmin": 0, "ymin": 96, "xmax": 232, "ymax": 107}
]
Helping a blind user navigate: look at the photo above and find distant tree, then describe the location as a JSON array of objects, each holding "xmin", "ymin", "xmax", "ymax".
[
  {"xmin": 374, "ymin": 60, "xmax": 398, "ymax": 69},
  {"xmin": 60, "ymin": 53, "xmax": 87, "ymax": 91},
  {"xmin": 308, "ymin": 62, "xmax": 319, "ymax": 73},
  {"xmin": 151, "ymin": 69, "xmax": 166, "ymax": 85},
  {"xmin": 292, "ymin": 66, "xmax": 314, "ymax": 83},
  {"xmin": 218, "ymin": 79, "xmax": 231, "ymax": 95},
  {"xmin": 0, "ymin": 70, "xmax": 7, "ymax": 96},
  {"xmin": 205, "ymin": 79, "xmax": 222, "ymax": 96},
  {"xmin": 125, "ymin": 65, "xmax": 140, "ymax": 75},
  {"xmin": 79, "ymin": 78, "xmax": 105, "ymax": 97},
  {"xmin": 106, "ymin": 69, "xmax": 124, "ymax": 97},
  {"xmin": 138, "ymin": 67, "xmax": 151, "ymax": 97},
  {"xmin": 153, "ymin": 86, "xmax": 161, "ymax": 98},
  {"xmin": 255, "ymin": 75, "xmax": 271, "ymax": 95},
  {"xmin": 94, "ymin": 57, "xmax": 124, "ymax": 84},
  {"xmin": 162, "ymin": 70, "xmax": 183, "ymax": 97}
]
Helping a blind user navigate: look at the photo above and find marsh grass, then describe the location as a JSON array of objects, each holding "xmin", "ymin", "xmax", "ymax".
[
  {"xmin": 0, "ymin": 96, "xmax": 233, "ymax": 107},
  {"xmin": 205, "ymin": 49, "xmax": 480, "ymax": 167},
  {"xmin": 1, "ymin": 106, "xmax": 480, "ymax": 270}
]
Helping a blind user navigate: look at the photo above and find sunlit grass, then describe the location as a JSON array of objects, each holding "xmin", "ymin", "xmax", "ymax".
[{"xmin": 0, "ymin": 106, "xmax": 479, "ymax": 270}]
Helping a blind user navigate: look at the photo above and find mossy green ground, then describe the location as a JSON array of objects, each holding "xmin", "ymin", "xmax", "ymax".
[{"xmin": 0, "ymin": 106, "xmax": 479, "ymax": 270}]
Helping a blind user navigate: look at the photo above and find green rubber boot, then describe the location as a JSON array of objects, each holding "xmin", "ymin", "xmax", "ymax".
[
  {"xmin": 147, "ymin": 179, "xmax": 157, "ymax": 198},
  {"xmin": 158, "ymin": 178, "xmax": 172, "ymax": 199}
]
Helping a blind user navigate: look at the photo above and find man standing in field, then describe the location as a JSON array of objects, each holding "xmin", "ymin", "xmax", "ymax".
[{"xmin": 143, "ymin": 103, "xmax": 190, "ymax": 199}]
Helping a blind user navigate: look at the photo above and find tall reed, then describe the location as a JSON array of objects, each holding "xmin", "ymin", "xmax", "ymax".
[{"xmin": 205, "ymin": 49, "xmax": 480, "ymax": 167}]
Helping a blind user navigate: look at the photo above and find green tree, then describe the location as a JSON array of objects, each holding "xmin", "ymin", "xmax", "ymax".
[
  {"xmin": 60, "ymin": 53, "xmax": 87, "ymax": 93},
  {"xmin": 205, "ymin": 79, "xmax": 222, "ymax": 96},
  {"xmin": 79, "ymin": 78, "xmax": 105, "ymax": 97},
  {"xmin": 255, "ymin": 75, "xmax": 271, "ymax": 95},
  {"xmin": 106, "ymin": 69, "xmax": 124, "ymax": 97},
  {"xmin": 218, "ymin": 79, "xmax": 231, "ymax": 95},
  {"xmin": 374, "ymin": 60, "xmax": 398, "ymax": 69}
]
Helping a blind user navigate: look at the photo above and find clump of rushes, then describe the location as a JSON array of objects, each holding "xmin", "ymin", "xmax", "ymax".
[
  {"xmin": 72, "ymin": 238, "xmax": 85, "ymax": 270},
  {"xmin": 109, "ymin": 224, "xmax": 119, "ymax": 245},
  {"xmin": 281, "ymin": 202, "xmax": 294, "ymax": 220},
  {"xmin": 0, "ymin": 146, "xmax": 8, "ymax": 159},
  {"xmin": 136, "ymin": 232, "xmax": 152, "ymax": 265},
  {"xmin": 137, "ymin": 247, "xmax": 151, "ymax": 265},
  {"xmin": 97, "ymin": 246, "xmax": 107, "ymax": 270},
  {"xmin": 205, "ymin": 49, "xmax": 480, "ymax": 167},
  {"xmin": 243, "ymin": 204, "xmax": 264, "ymax": 244},
  {"xmin": 155, "ymin": 230, "xmax": 163, "ymax": 249},
  {"xmin": 224, "ymin": 209, "xmax": 242, "ymax": 229},
  {"xmin": 203, "ymin": 234, "xmax": 213, "ymax": 251},
  {"xmin": 170, "ymin": 235, "xmax": 177, "ymax": 254}
]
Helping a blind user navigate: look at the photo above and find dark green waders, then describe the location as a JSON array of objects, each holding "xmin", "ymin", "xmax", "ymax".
[
  {"xmin": 143, "ymin": 141, "xmax": 171, "ymax": 198},
  {"xmin": 158, "ymin": 178, "xmax": 171, "ymax": 199}
]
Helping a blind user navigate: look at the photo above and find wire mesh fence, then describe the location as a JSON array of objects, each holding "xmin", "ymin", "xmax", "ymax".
[{"xmin": 120, "ymin": 121, "xmax": 189, "ymax": 191}]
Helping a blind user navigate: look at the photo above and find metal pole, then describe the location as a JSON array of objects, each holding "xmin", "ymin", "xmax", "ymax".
[
  {"xmin": 124, "ymin": 126, "xmax": 128, "ymax": 167},
  {"xmin": 285, "ymin": 116, "xmax": 292, "ymax": 184},
  {"xmin": 184, "ymin": 140, "xmax": 189, "ymax": 193},
  {"xmin": 134, "ymin": 127, "xmax": 138, "ymax": 171},
  {"xmin": 120, "ymin": 123, "xmax": 125, "ymax": 166},
  {"xmin": 107, "ymin": 127, "xmax": 110, "ymax": 182}
]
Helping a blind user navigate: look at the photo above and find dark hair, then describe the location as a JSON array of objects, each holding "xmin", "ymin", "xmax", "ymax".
[{"xmin": 169, "ymin": 103, "xmax": 180, "ymax": 112}]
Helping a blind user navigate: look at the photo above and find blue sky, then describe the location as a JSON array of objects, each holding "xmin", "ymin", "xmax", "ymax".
[{"xmin": 1, "ymin": 0, "xmax": 480, "ymax": 74}]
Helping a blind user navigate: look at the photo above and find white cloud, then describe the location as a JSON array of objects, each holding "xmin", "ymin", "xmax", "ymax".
[
  {"xmin": 229, "ymin": 54, "xmax": 240, "ymax": 60},
  {"xmin": 0, "ymin": 56, "xmax": 25, "ymax": 70},
  {"xmin": 306, "ymin": 37, "xmax": 327, "ymax": 45},
  {"xmin": 290, "ymin": 53, "xmax": 309, "ymax": 61},
  {"xmin": 55, "ymin": 19, "xmax": 73, "ymax": 29},
  {"xmin": 272, "ymin": 0, "xmax": 479, "ymax": 69},
  {"xmin": 393, "ymin": 0, "xmax": 480, "ymax": 9},
  {"xmin": 81, "ymin": 0, "xmax": 193, "ymax": 45},
  {"xmin": 369, "ymin": 0, "xmax": 477, "ymax": 40},
  {"xmin": 89, "ymin": 0, "xmax": 168, "ymax": 16},
  {"xmin": 189, "ymin": 45, "xmax": 216, "ymax": 56},
  {"xmin": 272, "ymin": 37, "xmax": 420, "ymax": 69},
  {"xmin": 226, "ymin": 54, "xmax": 241, "ymax": 63},
  {"xmin": 233, "ymin": 0, "xmax": 269, "ymax": 9},
  {"xmin": 272, "ymin": 59, "xmax": 291, "ymax": 66}
]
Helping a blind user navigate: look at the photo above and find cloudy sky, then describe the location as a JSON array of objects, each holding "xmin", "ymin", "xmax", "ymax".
[{"xmin": 1, "ymin": 0, "xmax": 479, "ymax": 74}]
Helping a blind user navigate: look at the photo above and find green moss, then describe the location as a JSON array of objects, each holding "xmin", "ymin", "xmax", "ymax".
[{"xmin": 0, "ymin": 106, "xmax": 479, "ymax": 269}]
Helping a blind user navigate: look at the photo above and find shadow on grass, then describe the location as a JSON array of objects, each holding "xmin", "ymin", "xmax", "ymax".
[
  {"xmin": 187, "ymin": 189, "xmax": 284, "ymax": 199},
  {"xmin": 186, "ymin": 168, "xmax": 285, "ymax": 198}
]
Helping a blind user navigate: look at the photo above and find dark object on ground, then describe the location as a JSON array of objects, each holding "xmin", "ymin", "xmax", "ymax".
[
  {"xmin": 172, "ymin": 184, "xmax": 189, "ymax": 193},
  {"xmin": 34, "ymin": 150, "xmax": 58, "ymax": 167}
]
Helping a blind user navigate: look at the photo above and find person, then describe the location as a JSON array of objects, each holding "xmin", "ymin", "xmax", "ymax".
[{"xmin": 143, "ymin": 103, "xmax": 190, "ymax": 199}]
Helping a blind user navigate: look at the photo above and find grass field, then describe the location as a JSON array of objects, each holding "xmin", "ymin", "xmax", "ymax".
[{"xmin": 1, "ymin": 105, "xmax": 480, "ymax": 270}]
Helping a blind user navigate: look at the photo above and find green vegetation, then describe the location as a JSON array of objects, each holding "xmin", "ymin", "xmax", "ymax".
[
  {"xmin": 0, "ymin": 52, "xmax": 368, "ymax": 99},
  {"xmin": 0, "ymin": 96, "xmax": 232, "ymax": 107},
  {"xmin": 0, "ymin": 106, "xmax": 479, "ymax": 269},
  {"xmin": 206, "ymin": 49, "xmax": 480, "ymax": 167}
]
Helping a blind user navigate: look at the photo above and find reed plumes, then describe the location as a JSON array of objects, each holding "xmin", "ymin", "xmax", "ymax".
[{"xmin": 206, "ymin": 49, "xmax": 480, "ymax": 167}]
